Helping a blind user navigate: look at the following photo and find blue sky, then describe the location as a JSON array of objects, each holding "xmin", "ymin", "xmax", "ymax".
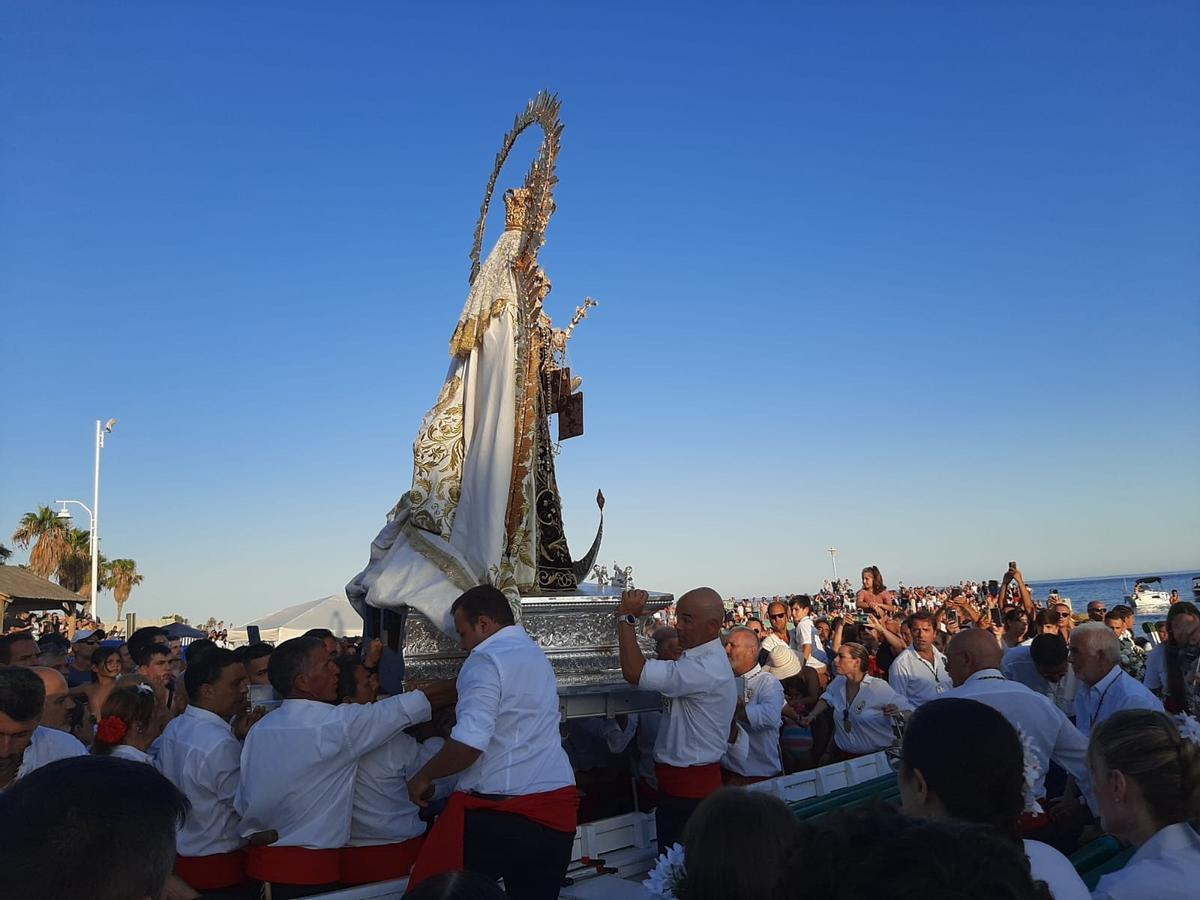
[{"xmin": 2, "ymin": 2, "xmax": 1197, "ymax": 626}]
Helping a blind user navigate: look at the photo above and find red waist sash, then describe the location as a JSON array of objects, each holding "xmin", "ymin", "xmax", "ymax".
[
  {"xmin": 1018, "ymin": 798, "xmax": 1050, "ymax": 834},
  {"xmin": 408, "ymin": 787, "xmax": 579, "ymax": 889},
  {"xmin": 245, "ymin": 845, "xmax": 341, "ymax": 886},
  {"xmin": 338, "ymin": 835, "xmax": 425, "ymax": 885},
  {"xmin": 174, "ymin": 849, "xmax": 246, "ymax": 890},
  {"xmin": 655, "ymin": 763, "xmax": 723, "ymax": 800}
]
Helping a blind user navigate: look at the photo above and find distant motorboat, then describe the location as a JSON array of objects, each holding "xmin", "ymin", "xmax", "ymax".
[
  {"xmin": 1126, "ymin": 576, "xmax": 1172, "ymax": 610},
  {"xmin": 1192, "ymin": 575, "xmax": 1200, "ymax": 598}
]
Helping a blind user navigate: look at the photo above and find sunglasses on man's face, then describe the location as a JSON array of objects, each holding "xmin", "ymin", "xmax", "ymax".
[{"xmin": 769, "ymin": 613, "xmax": 787, "ymax": 619}]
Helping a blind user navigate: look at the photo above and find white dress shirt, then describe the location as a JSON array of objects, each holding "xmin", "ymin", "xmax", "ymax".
[
  {"xmin": 154, "ymin": 704, "xmax": 244, "ymax": 856},
  {"xmin": 109, "ymin": 744, "xmax": 154, "ymax": 765},
  {"xmin": 720, "ymin": 665, "xmax": 784, "ymax": 777},
  {"xmin": 1022, "ymin": 840, "xmax": 1089, "ymax": 900},
  {"xmin": 639, "ymin": 636, "xmax": 737, "ymax": 768},
  {"xmin": 235, "ymin": 691, "xmax": 431, "ymax": 848},
  {"xmin": 1093, "ymin": 822, "xmax": 1200, "ymax": 900},
  {"xmin": 1002, "ymin": 645, "xmax": 1078, "ymax": 718},
  {"xmin": 822, "ymin": 674, "xmax": 910, "ymax": 756},
  {"xmin": 1073, "ymin": 664, "xmax": 1162, "ymax": 738},
  {"xmin": 16, "ymin": 726, "xmax": 86, "ymax": 780},
  {"xmin": 450, "ymin": 625, "xmax": 574, "ymax": 795},
  {"xmin": 887, "ymin": 646, "xmax": 949, "ymax": 708},
  {"xmin": 1142, "ymin": 642, "xmax": 1168, "ymax": 694},
  {"xmin": 951, "ymin": 670, "xmax": 1091, "ymax": 809},
  {"xmin": 349, "ymin": 734, "xmax": 444, "ymax": 847}
]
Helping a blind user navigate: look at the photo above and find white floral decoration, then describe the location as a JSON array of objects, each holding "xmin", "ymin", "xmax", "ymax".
[
  {"xmin": 1015, "ymin": 726, "xmax": 1043, "ymax": 814},
  {"xmin": 1174, "ymin": 713, "xmax": 1200, "ymax": 746},
  {"xmin": 135, "ymin": 683, "xmax": 154, "ymax": 696},
  {"xmin": 642, "ymin": 842, "xmax": 686, "ymax": 899}
]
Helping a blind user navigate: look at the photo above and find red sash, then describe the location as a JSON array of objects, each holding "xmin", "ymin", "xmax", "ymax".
[
  {"xmin": 174, "ymin": 850, "xmax": 246, "ymax": 890},
  {"xmin": 654, "ymin": 763, "xmax": 723, "ymax": 800},
  {"xmin": 338, "ymin": 836, "xmax": 425, "ymax": 885},
  {"xmin": 407, "ymin": 787, "xmax": 579, "ymax": 889},
  {"xmin": 245, "ymin": 845, "xmax": 341, "ymax": 886},
  {"xmin": 1018, "ymin": 798, "xmax": 1050, "ymax": 833}
]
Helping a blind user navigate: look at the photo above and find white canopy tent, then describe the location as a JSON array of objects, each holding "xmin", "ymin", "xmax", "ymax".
[{"xmin": 227, "ymin": 594, "xmax": 363, "ymax": 646}]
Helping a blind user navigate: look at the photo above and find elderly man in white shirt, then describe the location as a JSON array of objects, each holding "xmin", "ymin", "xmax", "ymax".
[
  {"xmin": 616, "ymin": 586, "xmax": 736, "ymax": 850},
  {"xmin": 887, "ymin": 612, "xmax": 949, "ymax": 708},
  {"xmin": 1002, "ymin": 633, "xmax": 1078, "ymax": 719},
  {"xmin": 236, "ymin": 634, "xmax": 452, "ymax": 899},
  {"xmin": 946, "ymin": 629, "xmax": 1094, "ymax": 829},
  {"xmin": 406, "ymin": 585, "xmax": 578, "ymax": 900},
  {"xmin": 1069, "ymin": 623, "xmax": 1161, "ymax": 738},
  {"xmin": 1, "ymin": 666, "xmax": 85, "ymax": 791},
  {"xmin": 720, "ymin": 627, "xmax": 784, "ymax": 783},
  {"xmin": 155, "ymin": 647, "xmax": 261, "ymax": 893}
]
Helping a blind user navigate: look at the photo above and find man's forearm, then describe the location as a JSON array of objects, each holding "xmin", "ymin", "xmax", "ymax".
[
  {"xmin": 414, "ymin": 737, "xmax": 482, "ymax": 783},
  {"xmin": 617, "ymin": 621, "xmax": 646, "ymax": 684}
]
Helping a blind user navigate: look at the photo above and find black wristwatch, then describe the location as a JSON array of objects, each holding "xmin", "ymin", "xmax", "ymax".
[{"xmin": 616, "ymin": 613, "xmax": 637, "ymax": 627}]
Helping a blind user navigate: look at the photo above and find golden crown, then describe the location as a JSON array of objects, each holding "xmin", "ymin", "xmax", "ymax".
[{"xmin": 503, "ymin": 187, "xmax": 555, "ymax": 234}]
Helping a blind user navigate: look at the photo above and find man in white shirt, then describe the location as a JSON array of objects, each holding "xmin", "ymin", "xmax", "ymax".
[
  {"xmin": 888, "ymin": 612, "xmax": 949, "ymax": 708},
  {"xmin": 1003, "ymin": 633, "xmax": 1078, "ymax": 719},
  {"xmin": 615, "ymin": 586, "xmax": 736, "ymax": 850},
  {"xmin": 946, "ymin": 629, "xmax": 1093, "ymax": 828},
  {"xmin": 1, "ymin": 666, "xmax": 85, "ymax": 791},
  {"xmin": 720, "ymin": 627, "xmax": 784, "ymax": 784},
  {"xmin": 761, "ymin": 601, "xmax": 804, "ymax": 679},
  {"xmin": 236, "ymin": 635, "xmax": 451, "ymax": 899},
  {"xmin": 407, "ymin": 585, "xmax": 577, "ymax": 900},
  {"xmin": 1070, "ymin": 623, "xmax": 1162, "ymax": 738},
  {"xmin": 31, "ymin": 667, "xmax": 75, "ymax": 733},
  {"xmin": 155, "ymin": 647, "xmax": 259, "ymax": 894}
]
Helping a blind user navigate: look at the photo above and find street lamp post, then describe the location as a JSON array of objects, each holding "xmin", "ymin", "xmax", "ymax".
[
  {"xmin": 827, "ymin": 547, "xmax": 839, "ymax": 583},
  {"xmin": 55, "ymin": 418, "xmax": 116, "ymax": 621}
]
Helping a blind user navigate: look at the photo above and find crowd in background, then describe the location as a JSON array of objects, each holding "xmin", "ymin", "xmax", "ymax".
[{"xmin": 0, "ymin": 562, "xmax": 1197, "ymax": 899}]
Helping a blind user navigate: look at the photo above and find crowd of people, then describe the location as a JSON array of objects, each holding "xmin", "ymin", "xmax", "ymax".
[{"xmin": 0, "ymin": 563, "xmax": 1197, "ymax": 899}]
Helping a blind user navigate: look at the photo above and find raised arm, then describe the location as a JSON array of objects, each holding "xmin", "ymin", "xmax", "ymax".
[{"xmin": 616, "ymin": 589, "xmax": 649, "ymax": 685}]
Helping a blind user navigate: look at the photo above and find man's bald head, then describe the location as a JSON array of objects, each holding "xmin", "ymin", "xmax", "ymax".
[
  {"xmin": 945, "ymin": 627, "xmax": 1003, "ymax": 687},
  {"xmin": 724, "ymin": 626, "xmax": 760, "ymax": 675},
  {"xmin": 675, "ymin": 587, "xmax": 725, "ymax": 649},
  {"xmin": 31, "ymin": 667, "xmax": 72, "ymax": 731}
]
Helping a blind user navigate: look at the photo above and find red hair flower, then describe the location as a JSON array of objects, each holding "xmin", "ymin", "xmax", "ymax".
[{"xmin": 96, "ymin": 716, "xmax": 128, "ymax": 744}]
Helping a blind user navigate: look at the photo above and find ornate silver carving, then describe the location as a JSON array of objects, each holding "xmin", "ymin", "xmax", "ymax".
[{"xmin": 403, "ymin": 585, "xmax": 672, "ymax": 685}]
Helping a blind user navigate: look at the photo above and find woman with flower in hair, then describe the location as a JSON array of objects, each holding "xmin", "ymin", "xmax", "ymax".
[
  {"xmin": 91, "ymin": 683, "xmax": 163, "ymax": 765},
  {"xmin": 1089, "ymin": 709, "xmax": 1200, "ymax": 899}
]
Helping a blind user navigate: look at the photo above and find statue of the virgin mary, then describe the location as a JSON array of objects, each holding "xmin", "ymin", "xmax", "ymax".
[{"xmin": 347, "ymin": 93, "xmax": 601, "ymax": 636}]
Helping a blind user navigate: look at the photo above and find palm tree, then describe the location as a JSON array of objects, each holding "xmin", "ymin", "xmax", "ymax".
[
  {"xmin": 12, "ymin": 506, "xmax": 71, "ymax": 578},
  {"xmin": 57, "ymin": 528, "xmax": 93, "ymax": 594},
  {"xmin": 105, "ymin": 559, "xmax": 143, "ymax": 623}
]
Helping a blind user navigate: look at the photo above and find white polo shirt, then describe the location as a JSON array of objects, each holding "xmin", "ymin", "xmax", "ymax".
[
  {"xmin": 235, "ymin": 691, "xmax": 431, "ymax": 848},
  {"xmin": 1074, "ymin": 664, "xmax": 1162, "ymax": 738},
  {"xmin": 450, "ymin": 625, "xmax": 574, "ymax": 795},
  {"xmin": 639, "ymin": 636, "xmax": 736, "ymax": 768},
  {"xmin": 791, "ymin": 616, "xmax": 827, "ymax": 668},
  {"xmin": 154, "ymin": 704, "xmax": 244, "ymax": 856},
  {"xmin": 15, "ymin": 726, "xmax": 86, "ymax": 780},
  {"xmin": 822, "ymin": 674, "xmax": 910, "ymax": 756},
  {"xmin": 887, "ymin": 645, "xmax": 949, "ymax": 708},
  {"xmin": 951, "ymin": 669, "xmax": 1091, "ymax": 809},
  {"xmin": 349, "ymin": 734, "xmax": 444, "ymax": 847},
  {"xmin": 721, "ymin": 665, "xmax": 784, "ymax": 777}
]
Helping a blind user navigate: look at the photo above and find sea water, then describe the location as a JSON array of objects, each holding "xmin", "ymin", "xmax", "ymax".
[{"xmin": 1028, "ymin": 570, "xmax": 1197, "ymax": 636}]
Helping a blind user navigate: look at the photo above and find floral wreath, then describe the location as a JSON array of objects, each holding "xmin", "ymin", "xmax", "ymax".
[{"xmin": 96, "ymin": 716, "xmax": 128, "ymax": 744}]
